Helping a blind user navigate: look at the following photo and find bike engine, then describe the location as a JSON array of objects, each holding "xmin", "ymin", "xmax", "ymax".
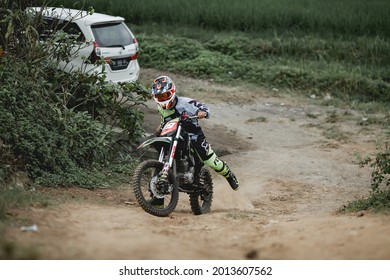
[
  {"xmin": 183, "ymin": 167, "xmax": 195, "ymax": 184},
  {"xmin": 177, "ymin": 158, "xmax": 195, "ymax": 185},
  {"xmin": 177, "ymin": 158, "xmax": 189, "ymax": 173}
]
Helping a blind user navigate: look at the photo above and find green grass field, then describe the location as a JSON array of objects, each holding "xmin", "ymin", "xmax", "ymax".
[
  {"xmin": 53, "ymin": 0, "xmax": 390, "ymax": 36},
  {"xmin": 48, "ymin": 0, "xmax": 390, "ymax": 105}
]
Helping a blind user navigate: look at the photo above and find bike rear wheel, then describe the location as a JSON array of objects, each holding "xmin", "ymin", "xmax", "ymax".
[
  {"xmin": 189, "ymin": 168, "xmax": 213, "ymax": 215},
  {"xmin": 133, "ymin": 160, "xmax": 179, "ymax": 217}
]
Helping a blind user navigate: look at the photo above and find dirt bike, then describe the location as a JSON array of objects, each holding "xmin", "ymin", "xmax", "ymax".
[{"xmin": 132, "ymin": 112, "xmax": 214, "ymax": 217}]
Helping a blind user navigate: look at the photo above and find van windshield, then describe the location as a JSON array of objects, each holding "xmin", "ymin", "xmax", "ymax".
[{"xmin": 91, "ymin": 22, "xmax": 133, "ymax": 47}]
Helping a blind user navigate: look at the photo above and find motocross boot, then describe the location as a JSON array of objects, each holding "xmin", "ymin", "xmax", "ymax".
[
  {"xmin": 217, "ymin": 160, "xmax": 240, "ymax": 190},
  {"xmin": 224, "ymin": 170, "xmax": 240, "ymax": 191},
  {"xmin": 149, "ymin": 196, "xmax": 164, "ymax": 209}
]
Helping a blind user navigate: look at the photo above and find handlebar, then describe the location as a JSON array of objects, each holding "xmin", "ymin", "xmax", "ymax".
[{"xmin": 180, "ymin": 111, "xmax": 198, "ymax": 122}]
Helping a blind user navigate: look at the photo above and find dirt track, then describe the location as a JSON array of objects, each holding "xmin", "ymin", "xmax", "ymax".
[{"xmin": 5, "ymin": 69, "xmax": 390, "ymax": 260}]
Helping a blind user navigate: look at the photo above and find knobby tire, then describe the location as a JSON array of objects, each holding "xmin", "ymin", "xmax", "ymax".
[{"xmin": 132, "ymin": 160, "xmax": 179, "ymax": 217}]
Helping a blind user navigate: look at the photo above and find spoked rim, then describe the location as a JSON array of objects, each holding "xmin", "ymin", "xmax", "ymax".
[{"xmin": 133, "ymin": 160, "xmax": 179, "ymax": 217}]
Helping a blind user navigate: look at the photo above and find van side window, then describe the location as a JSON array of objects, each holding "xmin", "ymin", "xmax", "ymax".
[
  {"xmin": 37, "ymin": 18, "xmax": 56, "ymax": 41},
  {"xmin": 59, "ymin": 22, "xmax": 85, "ymax": 42},
  {"xmin": 38, "ymin": 18, "xmax": 85, "ymax": 42}
]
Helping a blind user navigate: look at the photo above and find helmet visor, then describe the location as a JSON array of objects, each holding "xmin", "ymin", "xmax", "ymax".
[{"xmin": 155, "ymin": 91, "xmax": 173, "ymax": 102}]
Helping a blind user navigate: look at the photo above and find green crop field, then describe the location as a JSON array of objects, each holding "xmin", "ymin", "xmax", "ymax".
[
  {"xmin": 53, "ymin": 0, "xmax": 390, "ymax": 36},
  {"xmin": 49, "ymin": 0, "xmax": 390, "ymax": 105}
]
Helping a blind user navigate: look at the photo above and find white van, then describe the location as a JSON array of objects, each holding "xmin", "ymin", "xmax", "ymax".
[{"xmin": 28, "ymin": 7, "xmax": 140, "ymax": 83}]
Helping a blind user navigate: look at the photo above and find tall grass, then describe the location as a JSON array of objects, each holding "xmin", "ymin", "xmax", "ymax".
[
  {"xmin": 50, "ymin": 0, "xmax": 390, "ymax": 36},
  {"xmin": 44, "ymin": 0, "xmax": 390, "ymax": 103}
]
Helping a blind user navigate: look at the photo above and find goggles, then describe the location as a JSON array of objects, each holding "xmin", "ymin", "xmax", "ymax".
[{"xmin": 155, "ymin": 91, "xmax": 173, "ymax": 102}]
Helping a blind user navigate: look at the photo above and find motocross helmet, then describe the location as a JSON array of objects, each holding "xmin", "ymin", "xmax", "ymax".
[{"xmin": 151, "ymin": 76, "xmax": 176, "ymax": 109}]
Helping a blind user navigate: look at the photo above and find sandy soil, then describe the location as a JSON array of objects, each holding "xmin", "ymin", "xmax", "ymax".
[{"xmin": 4, "ymin": 68, "xmax": 390, "ymax": 260}]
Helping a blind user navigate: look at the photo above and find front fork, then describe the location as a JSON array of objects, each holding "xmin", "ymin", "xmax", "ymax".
[{"xmin": 159, "ymin": 125, "xmax": 182, "ymax": 181}]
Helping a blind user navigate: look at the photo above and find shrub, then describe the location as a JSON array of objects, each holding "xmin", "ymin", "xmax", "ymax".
[
  {"xmin": 341, "ymin": 143, "xmax": 390, "ymax": 213},
  {"xmin": 358, "ymin": 143, "xmax": 390, "ymax": 192},
  {"xmin": 0, "ymin": 1, "xmax": 149, "ymax": 187}
]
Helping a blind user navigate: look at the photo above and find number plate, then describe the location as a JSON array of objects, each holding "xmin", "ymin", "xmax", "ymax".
[{"xmin": 110, "ymin": 58, "xmax": 130, "ymax": 70}]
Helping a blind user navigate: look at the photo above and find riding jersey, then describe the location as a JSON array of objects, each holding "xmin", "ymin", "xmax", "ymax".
[
  {"xmin": 156, "ymin": 96, "xmax": 235, "ymax": 183},
  {"xmin": 158, "ymin": 96, "xmax": 210, "ymax": 138}
]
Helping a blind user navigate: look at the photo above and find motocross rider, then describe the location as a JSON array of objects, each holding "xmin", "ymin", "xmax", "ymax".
[{"xmin": 151, "ymin": 75, "xmax": 240, "ymax": 191}]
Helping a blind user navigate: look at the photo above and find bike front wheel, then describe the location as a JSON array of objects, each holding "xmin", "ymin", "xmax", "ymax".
[{"xmin": 132, "ymin": 160, "xmax": 179, "ymax": 217}]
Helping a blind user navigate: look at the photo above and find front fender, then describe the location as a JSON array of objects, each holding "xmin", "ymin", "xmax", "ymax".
[{"xmin": 137, "ymin": 136, "xmax": 172, "ymax": 149}]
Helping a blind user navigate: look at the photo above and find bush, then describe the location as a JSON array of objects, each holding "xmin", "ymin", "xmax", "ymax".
[
  {"xmin": 341, "ymin": 190, "xmax": 390, "ymax": 213},
  {"xmin": 0, "ymin": 1, "xmax": 149, "ymax": 187},
  {"xmin": 358, "ymin": 143, "xmax": 390, "ymax": 192},
  {"xmin": 341, "ymin": 143, "xmax": 390, "ymax": 213}
]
